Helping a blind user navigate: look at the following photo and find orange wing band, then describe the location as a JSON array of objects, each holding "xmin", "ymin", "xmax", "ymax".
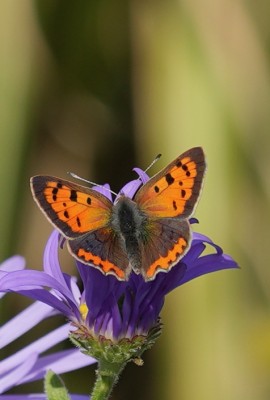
[
  {"xmin": 77, "ymin": 248, "xmax": 126, "ymax": 280},
  {"xmin": 146, "ymin": 237, "xmax": 188, "ymax": 279}
]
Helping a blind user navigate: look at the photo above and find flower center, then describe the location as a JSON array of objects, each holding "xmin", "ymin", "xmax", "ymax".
[{"xmin": 79, "ymin": 303, "xmax": 88, "ymax": 320}]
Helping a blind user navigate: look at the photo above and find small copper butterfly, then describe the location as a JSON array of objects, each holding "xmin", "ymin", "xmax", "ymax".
[{"xmin": 30, "ymin": 147, "xmax": 206, "ymax": 281}]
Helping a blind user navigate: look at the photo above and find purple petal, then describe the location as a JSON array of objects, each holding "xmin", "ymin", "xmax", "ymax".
[
  {"xmin": 182, "ymin": 241, "xmax": 206, "ymax": 264},
  {"xmin": 19, "ymin": 349, "xmax": 96, "ymax": 384},
  {"xmin": 15, "ymin": 289, "xmax": 78, "ymax": 319},
  {"xmin": 76, "ymin": 261, "xmax": 91, "ymax": 289},
  {"xmin": 179, "ymin": 253, "xmax": 239, "ymax": 286},
  {"xmin": 0, "ymin": 256, "xmax": 26, "ymax": 299},
  {"xmin": 94, "ymin": 310, "xmax": 109, "ymax": 337},
  {"xmin": 92, "ymin": 183, "xmax": 113, "ymax": 201},
  {"xmin": 111, "ymin": 300, "xmax": 123, "ymax": 340},
  {"xmin": 0, "ymin": 395, "xmax": 89, "ymax": 400},
  {"xmin": 0, "ymin": 302, "xmax": 55, "ymax": 349},
  {"xmin": 1, "ymin": 324, "xmax": 72, "ymax": 374},
  {"xmin": 117, "ymin": 168, "xmax": 149, "ymax": 199},
  {"xmin": 43, "ymin": 232, "xmax": 82, "ymax": 306},
  {"xmin": 190, "ymin": 217, "xmax": 199, "ymax": 224},
  {"xmin": 192, "ymin": 232, "xmax": 223, "ymax": 254},
  {"xmin": 117, "ymin": 179, "xmax": 142, "ymax": 199},
  {"xmin": 132, "ymin": 168, "xmax": 149, "ymax": 184},
  {"xmin": 0, "ymin": 353, "xmax": 38, "ymax": 393},
  {"xmin": 0, "ymin": 255, "xmax": 25, "ymax": 272},
  {"xmin": 84, "ymin": 267, "xmax": 126, "ymax": 324},
  {"xmin": 69, "ymin": 275, "xmax": 81, "ymax": 303},
  {"xmin": 152, "ymin": 263, "xmax": 187, "ymax": 297},
  {"xmin": 43, "ymin": 230, "xmax": 67, "ymax": 286},
  {"xmin": 0, "ymin": 270, "xmax": 76, "ymax": 304}
]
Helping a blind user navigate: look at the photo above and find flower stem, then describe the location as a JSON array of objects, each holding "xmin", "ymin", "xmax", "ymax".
[{"xmin": 91, "ymin": 360, "xmax": 126, "ymax": 400}]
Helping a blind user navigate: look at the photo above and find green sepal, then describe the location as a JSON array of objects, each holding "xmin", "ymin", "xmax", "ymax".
[
  {"xmin": 44, "ymin": 370, "xmax": 71, "ymax": 400},
  {"xmin": 69, "ymin": 320, "xmax": 163, "ymax": 400},
  {"xmin": 69, "ymin": 319, "xmax": 162, "ymax": 365}
]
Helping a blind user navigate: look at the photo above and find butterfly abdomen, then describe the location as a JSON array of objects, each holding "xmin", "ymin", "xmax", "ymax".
[{"xmin": 111, "ymin": 197, "xmax": 148, "ymax": 271}]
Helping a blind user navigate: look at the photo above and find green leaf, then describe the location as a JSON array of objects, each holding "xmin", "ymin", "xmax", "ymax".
[{"xmin": 44, "ymin": 370, "xmax": 71, "ymax": 400}]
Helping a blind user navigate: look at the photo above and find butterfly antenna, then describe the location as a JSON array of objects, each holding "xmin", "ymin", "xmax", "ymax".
[
  {"xmin": 144, "ymin": 153, "xmax": 162, "ymax": 173},
  {"xmin": 68, "ymin": 172, "xmax": 118, "ymax": 196}
]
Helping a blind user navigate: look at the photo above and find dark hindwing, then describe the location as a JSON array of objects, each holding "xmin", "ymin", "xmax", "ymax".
[
  {"xmin": 68, "ymin": 227, "xmax": 131, "ymax": 280},
  {"xmin": 138, "ymin": 218, "xmax": 191, "ymax": 281}
]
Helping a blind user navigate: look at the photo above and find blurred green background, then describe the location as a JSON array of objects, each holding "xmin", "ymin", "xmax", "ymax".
[{"xmin": 1, "ymin": 1, "xmax": 270, "ymax": 399}]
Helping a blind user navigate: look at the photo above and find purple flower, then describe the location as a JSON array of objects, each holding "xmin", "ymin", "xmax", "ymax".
[
  {"xmin": 0, "ymin": 168, "xmax": 238, "ymax": 345},
  {"xmin": 0, "ymin": 257, "xmax": 94, "ymax": 398}
]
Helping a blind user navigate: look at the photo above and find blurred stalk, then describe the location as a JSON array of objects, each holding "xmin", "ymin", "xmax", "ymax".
[{"xmin": 0, "ymin": 1, "xmax": 42, "ymax": 258}]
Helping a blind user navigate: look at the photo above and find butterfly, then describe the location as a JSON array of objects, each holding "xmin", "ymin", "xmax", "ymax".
[{"xmin": 30, "ymin": 147, "xmax": 206, "ymax": 281}]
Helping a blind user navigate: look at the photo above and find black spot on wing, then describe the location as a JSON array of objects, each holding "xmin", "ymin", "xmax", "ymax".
[
  {"xmin": 52, "ymin": 187, "xmax": 58, "ymax": 201},
  {"xmin": 70, "ymin": 190, "xmax": 77, "ymax": 202},
  {"xmin": 182, "ymin": 164, "xmax": 188, "ymax": 171},
  {"xmin": 165, "ymin": 173, "xmax": 174, "ymax": 185},
  {"xmin": 181, "ymin": 163, "xmax": 191, "ymax": 177}
]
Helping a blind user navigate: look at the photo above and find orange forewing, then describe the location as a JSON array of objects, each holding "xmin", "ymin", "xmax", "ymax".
[
  {"xmin": 30, "ymin": 176, "xmax": 112, "ymax": 238},
  {"xmin": 135, "ymin": 147, "xmax": 206, "ymax": 219}
]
